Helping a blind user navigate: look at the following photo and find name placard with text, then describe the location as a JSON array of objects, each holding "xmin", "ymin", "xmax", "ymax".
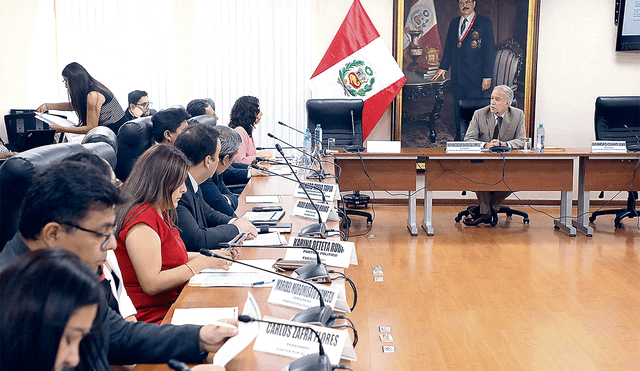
[{"xmin": 286, "ymin": 236, "xmax": 356, "ymax": 268}]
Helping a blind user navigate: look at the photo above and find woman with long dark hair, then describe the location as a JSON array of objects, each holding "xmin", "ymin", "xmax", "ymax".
[
  {"xmin": 115, "ymin": 145, "xmax": 232, "ymax": 324},
  {"xmin": 228, "ymin": 95, "xmax": 272, "ymax": 164},
  {"xmin": 36, "ymin": 62, "xmax": 127, "ymax": 134},
  {"xmin": 0, "ymin": 248, "xmax": 104, "ymax": 371}
]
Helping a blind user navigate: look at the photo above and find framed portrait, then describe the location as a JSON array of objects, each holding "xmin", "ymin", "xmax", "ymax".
[{"xmin": 392, "ymin": 0, "xmax": 541, "ymax": 147}]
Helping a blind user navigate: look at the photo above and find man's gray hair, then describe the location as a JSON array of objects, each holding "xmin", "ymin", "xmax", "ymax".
[
  {"xmin": 214, "ymin": 125, "xmax": 242, "ymax": 159},
  {"xmin": 494, "ymin": 85, "xmax": 514, "ymax": 103}
]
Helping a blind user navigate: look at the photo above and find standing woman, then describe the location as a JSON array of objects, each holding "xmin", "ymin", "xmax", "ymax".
[
  {"xmin": 0, "ymin": 249, "xmax": 104, "ymax": 371},
  {"xmin": 114, "ymin": 145, "xmax": 232, "ymax": 324},
  {"xmin": 228, "ymin": 95, "xmax": 272, "ymax": 164},
  {"xmin": 36, "ymin": 62, "xmax": 127, "ymax": 134}
]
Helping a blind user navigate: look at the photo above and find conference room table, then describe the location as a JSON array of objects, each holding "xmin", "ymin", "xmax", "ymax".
[{"xmin": 134, "ymin": 166, "xmax": 365, "ymax": 370}]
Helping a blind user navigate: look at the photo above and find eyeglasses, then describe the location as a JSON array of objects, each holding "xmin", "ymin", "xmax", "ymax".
[
  {"xmin": 60, "ymin": 221, "xmax": 114, "ymax": 249},
  {"xmin": 458, "ymin": 0, "xmax": 474, "ymax": 5},
  {"xmin": 135, "ymin": 102, "xmax": 152, "ymax": 108}
]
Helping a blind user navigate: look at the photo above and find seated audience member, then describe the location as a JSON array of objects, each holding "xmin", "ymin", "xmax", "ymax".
[
  {"xmin": 187, "ymin": 98, "xmax": 218, "ymax": 123},
  {"xmin": 115, "ymin": 145, "xmax": 233, "ymax": 324},
  {"xmin": 62, "ymin": 151, "xmax": 135, "ymax": 321},
  {"xmin": 123, "ymin": 90, "xmax": 152, "ymax": 122},
  {"xmin": 36, "ymin": 62, "xmax": 127, "ymax": 134},
  {"xmin": 0, "ymin": 161, "xmax": 238, "ymax": 368},
  {"xmin": 151, "ymin": 107, "xmax": 189, "ymax": 145},
  {"xmin": 0, "ymin": 249, "xmax": 104, "ymax": 371},
  {"xmin": 174, "ymin": 124, "xmax": 257, "ymax": 252},
  {"xmin": 200, "ymin": 126, "xmax": 242, "ymax": 216},
  {"xmin": 228, "ymin": 96, "xmax": 272, "ymax": 164},
  {"xmin": 463, "ymin": 85, "xmax": 526, "ymax": 226}
]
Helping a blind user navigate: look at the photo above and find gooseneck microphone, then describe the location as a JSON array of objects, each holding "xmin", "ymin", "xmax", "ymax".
[
  {"xmin": 238, "ymin": 315, "xmax": 333, "ymax": 371},
  {"xmin": 623, "ymin": 124, "xmax": 640, "ymax": 152},
  {"xmin": 275, "ymin": 144, "xmax": 328, "ymax": 239},
  {"xmin": 268, "ymin": 133, "xmax": 326, "ymax": 179},
  {"xmin": 255, "ymin": 156, "xmax": 319, "ymax": 176},
  {"xmin": 199, "ymin": 249, "xmax": 335, "ymax": 326},
  {"xmin": 278, "ymin": 121, "xmax": 307, "ymax": 136},
  {"xmin": 168, "ymin": 359, "xmax": 191, "ymax": 371},
  {"xmin": 249, "ymin": 164, "xmax": 327, "ymax": 203},
  {"xmin": 218, "ymin": 243, "xmax": 331, "ymax": 283}
]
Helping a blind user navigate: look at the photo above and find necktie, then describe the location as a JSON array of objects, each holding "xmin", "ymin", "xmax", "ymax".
[
  {"xmin": 461, "ymin": 18, "xmax": 468, "ymax": 35},
  {"xmin": 196, "ymin": 189, "xmax": 202, "ymax": 209},
  {"xmin": 492, "ymin": 116, "xmax": 503, "ymax": 140}
]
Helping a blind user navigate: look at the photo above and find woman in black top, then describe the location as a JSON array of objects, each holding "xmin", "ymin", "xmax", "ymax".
[{"xmin": 36, "ymin": 62, "xmax": 126, "ymax": 134}]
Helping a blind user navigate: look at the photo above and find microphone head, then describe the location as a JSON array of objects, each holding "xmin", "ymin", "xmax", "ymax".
[
  {"xmin": 238, "ymin": 315, "xmax": 254, "ymax": 323},
  {"xmin": 255, "ymin": 156, "xmax": 266, "ymax": 162},
  {"xmin": 268, "ymin": 132, "xmax": 276, "ymax": 138},
  {"xmin": 249, "ymin": 164, "xmax": 261, "ymax": 170},
  {"xmin": 275, "ymin": 143, "xmax": 284, "ymax": 154},
  {"xmin": 278, "ymin": 121, "xmax": 285, "ymax": 126},
  {"xmin": 168, "ymin": 359, "xmax": 191, "ymax": 371}
]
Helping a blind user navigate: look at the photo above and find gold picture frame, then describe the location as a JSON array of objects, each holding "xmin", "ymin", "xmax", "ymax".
[{"xmin": 392, "ymin": 0, "xmax": 541, "ymax": 143}]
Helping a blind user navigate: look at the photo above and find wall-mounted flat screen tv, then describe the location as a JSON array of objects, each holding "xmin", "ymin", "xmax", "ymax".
[{"xmin": 617, "ymin": 0, "xmax": 640, "ymax": 51}]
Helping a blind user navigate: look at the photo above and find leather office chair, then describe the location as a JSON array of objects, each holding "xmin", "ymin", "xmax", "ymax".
[
  {"xmin": 454, "ymin": 99, "xmax": 529, "ymax": 227},
  {"xmin": 115, "ymin": 116, "xmax": 153, "ymax": 181},
  {"xmin": 589, "ymin": 96, "xmax": 640, "ymax": 229},
  {"xmin": 82, "ymin": 126, "xmax": 118, "ymax": 169},
  {"xmin": 188, "ymin": 114, "xmax": 216, "ymax": 126},
  {"xmin": 0, "ymin": 141, "xmax": 116, "ymax": 249}
]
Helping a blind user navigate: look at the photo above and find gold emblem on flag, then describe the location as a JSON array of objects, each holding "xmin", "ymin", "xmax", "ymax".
[{"xmin": 338, "ymin": 60, "xmax": 376, "ymax": 97}]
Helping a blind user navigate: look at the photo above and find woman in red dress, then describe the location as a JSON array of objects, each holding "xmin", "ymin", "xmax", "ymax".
[{"xmin": 114, "ymin": 145, "xmax": 232, "ymax": 324}]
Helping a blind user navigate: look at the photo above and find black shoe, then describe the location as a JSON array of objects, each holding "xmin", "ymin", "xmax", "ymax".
[{"xmin": 463, "ymin": 213, "xmax": 492, "ymax": 226}]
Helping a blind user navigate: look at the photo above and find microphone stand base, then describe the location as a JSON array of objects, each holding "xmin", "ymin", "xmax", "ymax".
[
  {"xmin": 298, "ymin": 223, "xmax": 327, "ymax": 239},
  {"xmin": 284, "ymin": 353, "xmax": 332, "ymax": 371},
  {"xmin": 291, "ymin": 305, "xmax": 336, "ymax": 327},
  {"xmin": 305, "ymin": 169, "xmax": 326, "ymax": 180},
  {"xmin": 291, "ymin": 263, "xmax": 331, "ymax": 284}
]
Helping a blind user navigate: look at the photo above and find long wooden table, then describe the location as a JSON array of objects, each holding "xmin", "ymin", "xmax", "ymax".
[
  {"xmin": 134, "ymin": 168, "xmax": 359, "ymax": 370},
  {"xmin": 333, "ymin": 149, "xmax": 421, "ymax": 235},
  {"xmin": 421, "ymin": 148, "xmax": 578, "ymax": 237}
]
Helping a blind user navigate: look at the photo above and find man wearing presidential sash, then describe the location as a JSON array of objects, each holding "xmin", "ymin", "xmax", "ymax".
[{"xmin": 432, "ymin": 0, "xmax": 496, "ymax": 140}]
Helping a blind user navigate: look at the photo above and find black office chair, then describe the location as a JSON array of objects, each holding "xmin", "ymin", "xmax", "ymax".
[
  {"xmin": 0, "ymin": 141, "xmax": 116, "ymax": 249},
  {"xmin": 454, "ymin": 98, "xmax": 529, "ymax": 226},
  {"xmin": 589, "ymin": 96, "xmax": 640, "ymax": 229},
  {"xmin": 115, "ymin": 116, "xmax": 154, "ymax": 181}
]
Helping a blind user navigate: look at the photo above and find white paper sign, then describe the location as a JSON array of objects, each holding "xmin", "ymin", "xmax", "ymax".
[
  {"xmin": 291, "ymin": 199, "xmax": 331, "ymax": 222},
  {"xmin": 293, "ymin": 181, "xmax": 337, "ymax": 202},
  {"xmin": 267, "ymin": 277, "xmax": 339, "ymax": 311},
  {"xmin": 213, "ymin": 292, "xmax": 261, "ymax": 366},
  {"xmin": 252, "ymin": 316, "xmax": 351, "ymax": 365},
  {"xmin": 286, "ymin": 237, "xmax": 355, "ymax": 269},
  {"xmin": 590, "ymin": 140, "xmax": 627, "ymax": 153},
  {"xmin": 446, "ymin": 141, "xmax": 483, "ymax": 153},
  {"xmin": 171, "ymin": 307, "xmax": 238, "ymax": 326}
]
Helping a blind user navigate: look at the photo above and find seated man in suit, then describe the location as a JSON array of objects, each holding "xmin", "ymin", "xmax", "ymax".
[
  {"xmin": 463, "ymin": 85, "xmax": 526, "ymax": 226},
  {"xmin": 123, "ymin": 90, "xmax": 152, "ymax": 122},
  {"xmin": 187, "ymin": 98, "xmax": 218, "ymax": 124},
  {"xmin": 174, "ymin": 123, "xmax": 257, "ymax": 252},
  {"xmin": 0, "ymin": 161, "xmax": 238, "ymax": 368},
  {"xmin": 152, "ymin": 107, "xmax": 189, "ymax": 145},
  {"xmin": 200, "ymin": 126, "xmax": 241, "ymax": 217}
]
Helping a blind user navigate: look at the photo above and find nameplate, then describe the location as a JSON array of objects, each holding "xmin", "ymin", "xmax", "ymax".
[
  {"xmin": 267, "ymin": 277, "xmax": 339, "ymax": 311},
  {"xmin": 446, "ymin": 141, "xmax": 483, "ymax": 153},
  {"xmin": 252, "ymin": 316, "xmax": 356, "ymax": 364},
  {"xmin": 590, "ymin": 140, "xmax": 627, "ymax": 153},
  {"xmin": 286, "ymin": 237, "xmax": 356, "ymax": 268},
  {"xmin": 366, "ymin": 140, "xmax": 402, "ymax": 153},
  {"xmin": 291, "ymin": 199, "xmax": 331, "ymax": 222},
  {"xmin": 293, "ymin": 181, "xmax": 337, "ymax": 202}
]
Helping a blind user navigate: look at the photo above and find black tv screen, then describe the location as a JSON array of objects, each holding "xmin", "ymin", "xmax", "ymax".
[
  {"xmin": 616, "ymin": 0, "xmax": 640, "ymax": 51},
  {"xmin": 306, "ymin": 99, "xmax": 364, "ymax": 149}
]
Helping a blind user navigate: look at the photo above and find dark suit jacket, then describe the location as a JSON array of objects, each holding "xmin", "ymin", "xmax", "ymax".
[
  {"xmin": 439, "ymin": 14, "xmax": 496, "ymax": 88},
  {"xmin": 464, "ymin": 105, "xmax": 526, "ymax": 149},
  {"xmin": 176, "ymin": 179, "xmax": 239, "ymax": 252},
  {"xmin": 0, "ymin": 233, "xmax": 207, "ymax": 370},
  {"xmin": 222, "ymin": 162, "xmax": 250, "ymax": 186},
  {"xmin": 200, "ymin": 172, "xmax": 238, "ymax": 217}
]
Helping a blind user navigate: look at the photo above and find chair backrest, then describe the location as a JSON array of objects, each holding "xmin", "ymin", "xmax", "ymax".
[
  {"xmin": 83, "ymin": 126, "xmax": 118, "ymax": 168},
  {"xmin": 0, "ymin": 141, "xmax": 116, "ymax": 249},
  {"xmin": 493, "ymin": 38, "xmax": 523, "ymax": 90},
  {"xmin": 594, "ymin": 96, "xmax": 640, "ymax": 144},
  {"xmin": 306, "ymin": 99, "xmax": 364, "ymax": 148},
  {"xmin": 188, "ymin": 114, "xmax": 216, "ymax": 126},
  {"xmin": 459, "ymin": 98, "xmax": 491, "ymax": 140},
  {"xmin": 115, "ymin": 116, "xmax": 153, "ymax": 181}
]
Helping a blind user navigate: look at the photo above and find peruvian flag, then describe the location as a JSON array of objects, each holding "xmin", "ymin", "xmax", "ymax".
[
  {"xmin": 403, "ymin": 0, "xmax": 443, "ymax": 69},
  {"xmin": 308, "ymin": 0, "xmax": 406, "ymax": 140}
]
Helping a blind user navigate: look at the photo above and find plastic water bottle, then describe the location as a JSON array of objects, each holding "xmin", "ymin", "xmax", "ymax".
[
  {"xmin": 303, "ymin": 128, "xmax": 312, "ymax": 168},
  {"xmin": 314, "ymin": 124, "xmax": 323, "ymax": 154},
  {"xmin": 535, "ymin": 123, "xmax": 545, "ymax": 153}
]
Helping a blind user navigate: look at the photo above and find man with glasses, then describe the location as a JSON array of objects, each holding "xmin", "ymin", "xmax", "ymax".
[
  {"xmin": 432, "ymin": 0, "xmax": 496, "ymax": 140},
  {"xmin": 123, "ymin": 90, "xmax": 153, "ymax": 122},
  {"xmin": 0, "ymin": 161, "xmax": 239, "ymax": 368}
]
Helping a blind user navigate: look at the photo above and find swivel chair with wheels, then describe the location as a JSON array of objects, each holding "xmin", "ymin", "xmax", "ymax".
[
  {"xmin": 454, "ymin": 99, "xmax": 529, "ymax": 227},
  {"xmin": 589, "ymin": 96, "xmax": 640, "ymax": 229}
]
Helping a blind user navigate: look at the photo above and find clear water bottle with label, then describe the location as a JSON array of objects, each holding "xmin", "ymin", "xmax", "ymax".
[
  {"xmin": 303, "ymin": 128, "xmax": 312, "ymax": 168},
  {"xmin": 314, "ymin": 123, "xmax": 323, "ymax": 155},
  {"xmin": 535, "ymin": 123, "xmax": 545, "ymax": 153}
]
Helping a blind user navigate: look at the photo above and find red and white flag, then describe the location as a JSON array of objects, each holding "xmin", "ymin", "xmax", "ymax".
[
  {"xmin": 403, "ymin": 0, "xmax": 442, "ymax": 69},
  {"xmin": 308, "ymin": 0, "xmax": 406, "ymax": 140}
]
